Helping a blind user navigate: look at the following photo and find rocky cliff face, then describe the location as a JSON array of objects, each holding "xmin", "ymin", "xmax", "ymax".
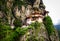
[
  {"xmin": 18, "ymin": 0, "xmax": 59, "ymax": 41},
  {"xmin": 19, "ymin": 19, "xmax": 59, "ymax": 41},
  {"xmin": 0, "ymin": 0, "xmax": 59, "ymax": 41}
]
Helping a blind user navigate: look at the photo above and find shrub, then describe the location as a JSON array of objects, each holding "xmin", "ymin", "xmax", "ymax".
[
  {"xmin": 30, "ymin": 21, "xmax": 41, "ymax": 29},
  {"xmin": 0, "ymin": 24, "xmax": 32, "ymax": 41},
  {"xmin": 0, "ymin": 21, "xmax": 41, "ymax": 41},
  {"xmin": 14, "ymin": 19, "xmax": 22, "ymax": 27},
  {"xmin": 43, "ymin": 16, "xmax": 55, "ymax": 35}
]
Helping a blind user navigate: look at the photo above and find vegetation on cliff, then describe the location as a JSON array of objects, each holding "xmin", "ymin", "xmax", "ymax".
[
  {"xmin": 43, "ymin": 16, "xmax": 55, "ymax": 35},
  {"xmin": 0, "ymin": 0, "xmax": 59, "ymax": 41},
  {"xmin": 0, "ymin": 18, "xmax": 59, "ymax": 41},
  {"xmin": 0, "ymin": 21, "xmax": 41, "ymax": 41}
]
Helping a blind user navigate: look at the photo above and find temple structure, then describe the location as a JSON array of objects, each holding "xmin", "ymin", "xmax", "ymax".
[
  {"xmin": 25, "ymin": 8, "xmax": 49, "ymax": 26},
  {"xmin": 20, "ymin": 0, "xmax": 49, "ymax": 27},
  {"xmin": 21, "ymin": 8, "xmax": 49, "ymax": 28}
]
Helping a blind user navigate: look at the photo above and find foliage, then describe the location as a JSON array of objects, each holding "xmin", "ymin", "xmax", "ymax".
[
  {"xmin": 43, "ymin": 16, "xmax": 55, "ymax": 35},
  {"xmin": 0, "ymin": 24, "xmax": 11, "ymax": 41},
  {"xmin": 26, "ymin": 36, "xmax": 38, "ymax": 41},
  {"xmin": 1, "ymin": 32, "xmax": 19, "ymax": 41},
  {"xmin": 26, "ymin": 22, "xmax": 42, "ymax": 41},
  {"xmin": 0, "ymin": 0, "xmax": 58, "ymax": 41},
  {"xmin": 16, "ymin": 27, "xmax": 29, "ymax": 35},
  {"xmin": 0, "ymin": 25, "xmax": 18, "ymax": 41},
  {"xmin": 0, "ymin": 23, "xmax": 19, "ymax": 41},
  {"xmin": 30, "ymin": 21, "xmax": 41, "ymax": 29},
  {"xmin": 57, "ymin": 30, "xmax": 60, "ymax": 40},
  {"xmin": 0, "ymin": 24, "xmax": 30, "ymax": 41},
  {"xmin": 13, "ymin": 19, "xmax": 22, "ymax": 27},
  {"xmin": 0, "ymin": 0, "xmax": 8, "ymax": 13},
  {"xmin": 0, "ymin": 21, "xmax": 41, "ymax": 41},
  {"xmin": 13, "ymin": 0, "xmax": 27, "ymax": 9}
]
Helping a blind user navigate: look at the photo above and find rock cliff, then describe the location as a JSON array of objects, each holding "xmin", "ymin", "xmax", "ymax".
[
  {"xmin": 18, "ymin": 16, "xmax": 59, "ymax": 41},
  {"xmin": 0, "ymin": 0, "xmax": 59, "ymax": 41}
]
